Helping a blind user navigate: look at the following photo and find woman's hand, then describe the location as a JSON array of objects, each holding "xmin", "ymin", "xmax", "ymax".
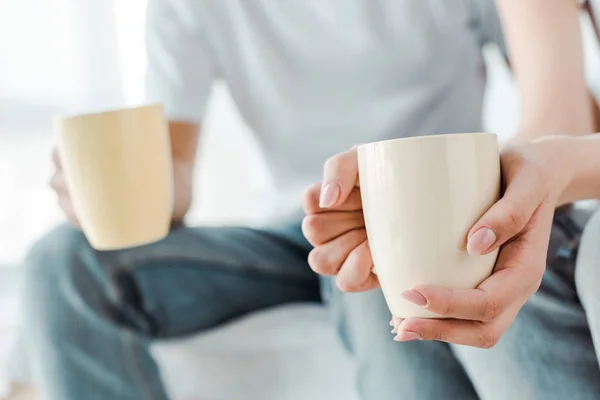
[
  {"xmin": 302, "ymin": 147, "xmax": 379, "ymax": 292},
  {"xmin": 392, "ymin": 139, "xmax": 570, "ymax": 347},
  {"xmin": 304, "ymin": 137, "xmax": 578, "ymax": 348}
]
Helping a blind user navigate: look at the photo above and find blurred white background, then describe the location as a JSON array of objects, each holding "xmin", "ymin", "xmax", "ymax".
[
  {"xmin": 0, "ymin": 1, "xmax": 270, "ymax": 396},
  {"xmin": 0, "ymin": 0, "xmax": 272, "ymax": 267},
  {"xmin": 0, "ymin": 0, "xmax": 524, "ymax": 268},
  {"xmin": 3, "ymin": 1, "xmax": 600, "ymax": 267}
]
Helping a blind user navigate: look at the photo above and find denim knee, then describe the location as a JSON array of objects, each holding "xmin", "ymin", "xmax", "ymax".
[
  {"xmin": 21, "ymin": 225, "xmax": 94, "ymax": 325},
  {"xmin": 23, "ymin": 224, "xmax": 88, "ymax": 285}
]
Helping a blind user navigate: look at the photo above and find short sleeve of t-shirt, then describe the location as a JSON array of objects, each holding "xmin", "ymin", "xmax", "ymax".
[
  {"xmin": 144, "ymin": 0, "xmax": 216, "ymax": 124},
  {"xmin": 471, "ymin": 0, "xmax": 508, "ymax": 58}
]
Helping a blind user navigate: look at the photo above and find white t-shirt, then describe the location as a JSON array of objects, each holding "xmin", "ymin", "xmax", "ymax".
[{"xmin": 145, "ymin": 0, "xmax": 506, "ymax": 226}]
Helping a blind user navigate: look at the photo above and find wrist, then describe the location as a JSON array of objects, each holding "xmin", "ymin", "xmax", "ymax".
[
  {"xmin": 563, "ymin": 134, "xmax": 600, "ymax": 204},
  {"xmin": 532, "ymin": 134, "xmax": 600, "ymax": 206},
  {"xmin": 514, "ymin": 101, "xmax": 595, "ymax": 143},
  {"xmin": 530, "ymin": 135, "xmax": 576, "ymax": 205},
  {"xmin": 518, "ymin": 90, "xmax": 595, "ymax": 139}
]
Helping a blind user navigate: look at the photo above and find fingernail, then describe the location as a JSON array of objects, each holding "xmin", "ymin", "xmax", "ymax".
[
  {"xmin": 391, "ymin": 326, "xmax": 398, "ymax": 334},
  {"xmin": 319, "ymin": 183, "xmax": 340, "ymax": 208},
  {"xmin": 401, "ymin": 290, "xmax": 428, "ymax": 307},
  {"xmin": 467, "ymin": 227, "xmax": 497, "ymax": 256},
  {"xmin": 389, "ymin": 319, "xmax": 394, "ymax": 327},
  {"xmin": 394, "ymin": 330, "xmax": 422, "ymax": 342}
]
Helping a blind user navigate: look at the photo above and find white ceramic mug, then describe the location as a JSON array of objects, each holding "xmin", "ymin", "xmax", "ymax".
[
  {"xmin": 55, "ymin": 104, "xmax": 173, "ymax": 250},
  {"xmin": 358, "ymin": 133, "xmax": 501, "ymax": 318}
]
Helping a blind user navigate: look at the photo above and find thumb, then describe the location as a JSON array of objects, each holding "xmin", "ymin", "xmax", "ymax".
[
  {"xmin": 320, "ymin": 147, "xmax": 359, "ymax": 208},
  {"xmin": 467, "ymin": 177, "xmax": 546, "ymax": 256}
]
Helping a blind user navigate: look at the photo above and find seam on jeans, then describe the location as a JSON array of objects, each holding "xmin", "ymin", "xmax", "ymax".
[
  {"xmin": 128, "ymin": 259, "xmax": 321, "ymax": 338},
  {"xmin": 113, "ymin": 226, "xmax": 312, "ymax": 279},
  {"xmin": 115, "ymin": 243, "xmax": 315, "ymax": 282},
  {"xmin": 256, "ymin": 228, "xmax": 312, "ymax": 257},
  {"xmin": 127, "ymin": 255, "xmax": 317, "ymax": 284},
  {"xmin": 110, "ymin": 249, "xmax": 317, "ymax": 337},
  {"xmin": 121, "ymin": 329, "xmax": 158, "ymax": 400}
]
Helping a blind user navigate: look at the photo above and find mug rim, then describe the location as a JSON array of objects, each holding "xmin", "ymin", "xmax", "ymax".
[
  {"xmin": 357, "ymin": 132, "xmax": 497, "ymax": 151},
  {"xmin": 54, "ymin": 102, "xmax": 163, "ymax": 121}
]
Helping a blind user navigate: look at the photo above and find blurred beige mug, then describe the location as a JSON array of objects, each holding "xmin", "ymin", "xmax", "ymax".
[
  {"xmin": 358, "ymin": 133, "xmax": 501, "ymax": 318},
  {"xmin": 55, "ymin": 104, "xmax": 173, "ymax": 250}
]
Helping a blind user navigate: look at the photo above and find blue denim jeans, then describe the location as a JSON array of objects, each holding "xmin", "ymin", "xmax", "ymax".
[{"xmin": 22, "ymin": 211, "xmax": 600, "ymax": 400}]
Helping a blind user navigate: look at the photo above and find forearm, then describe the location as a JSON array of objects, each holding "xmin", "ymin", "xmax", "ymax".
[
  {"xmin": 538, "ymin": 134, "xmax": 600, "ymax": 205},
  {"xmin": 560, "ymin": 134, "xmax": 600, "ymax": 204},
  {"xmin": 497, "ymin": 0, "xmax": 593, "ymax": 138},
  {"xmin": 171, "ymin": 161, "xmax": 194, "ymax": 223},
  {"xmin": 168, "ymin": 121, "xmax": 200, "ymax": 223}
]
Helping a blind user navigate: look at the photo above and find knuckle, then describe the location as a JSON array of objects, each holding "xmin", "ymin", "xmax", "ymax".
[
  {"xmin": 478, "ymin": 329, "xmax": 500, "ymax": 349},
  {"xmin": 521, "ymin": 270, "xmax": 544, "ymax": 297},
  {"xmin": 344, "ymin": 243, "xmax": 364, "ymax": 266},
  {"xmin": 347, "ymin": 228, "xmax": 366, "ymax": 243},
  {"xmin": 336, "ymin": 276, "xmax": 358, "ymax": 293},
  {"xmin": 523, "ymin": 272, "xmax": 544, "ymax": 297},
  {"xmin": 343, "ymin": 252, "xmax": 370, "ymax": 279},
  {"xmin": 500, "ymin": 203, "xmax": 528, "ymax": 232},
  {"xmin": 336, "ymin": 277, "xmax": 350, "ymax": 292},
  {"xmin": 530, "ymin": 277, "xmax": 543, "ymax": 294},
  {"xmin": 436, "ymin": 302, "xmax": 451, "ymax": 317},
  {"xmin": 481, "ymin": 298, "xmax": 500, "ymax": 322},
  {"xmin": 422, "ymin": 287, "xmax": 450, "ymax": 316},
  {"xmin": 308, "ymin": 248, "xmax": 336, "ymax": 276},
  {"xmin": 301, "ymin": 215, "xmax": 323, "ymax": 245},
  {"xmin": 324, "ymin": 153, "xmax": 346, "ymax": 175},
  {"xmin": 507, "ymin": 211, "xmax": 527, "ymax": 231},
  {"xmin": 302, "ymin": 183, "xmax": 322, "ymax": 213},
  {"xmin": 432, "ymin": 329, "xmax": 449, "ymax": 343},
  {"xmin": 481, "ymin": 336, "xmax": 500, "ymax": 349}
]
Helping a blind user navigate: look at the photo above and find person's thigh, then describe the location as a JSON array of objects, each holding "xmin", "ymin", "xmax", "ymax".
[
  {"xmin": 27, "ymin": 222, "xmax": 320, "ymax": 337},
  {"xmin": 23, "ymin": 223, "xmax": 319, "ymax": 399},
  {"xmin": 111, "ymin": 223, "xmax": 321, "ymax": 337},
  {"xmin": 453, "ymin": 212, "xmax": 600, "ymax": 400},
  {"xmin": 575, "ymin": 209, "xmax": 600, "ymax": 366},
  {"xmin": 329, "ymin": 282, "xmax": 478, "ymax": 400}
]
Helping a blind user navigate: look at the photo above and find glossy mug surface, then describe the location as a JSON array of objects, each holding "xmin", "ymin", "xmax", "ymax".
[
  {"xmin": 358, "ymin": 133, "xmax": 501, "ymax": 318},
  {"xmin": 55, "ymin": 104, "xmax": 173, "ymax": 250}
]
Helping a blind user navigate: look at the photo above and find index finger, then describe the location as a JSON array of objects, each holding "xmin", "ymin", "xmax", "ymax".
[
  {"xmin": 303, "ymin": 183, "xmax": 362, "ymax": 214},
  {"xmin": 320, "ymin": 146, "xmax": 359, "ymax": 209}
]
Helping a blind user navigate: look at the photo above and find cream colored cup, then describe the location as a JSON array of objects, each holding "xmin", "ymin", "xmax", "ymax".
[
  {"xmin": 358, "ymin": 133, "xmax": 501, "ymax": 318},
  {"xmin": 55, "ymin": 104, "xmax": 173, "ymax": 250}
]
